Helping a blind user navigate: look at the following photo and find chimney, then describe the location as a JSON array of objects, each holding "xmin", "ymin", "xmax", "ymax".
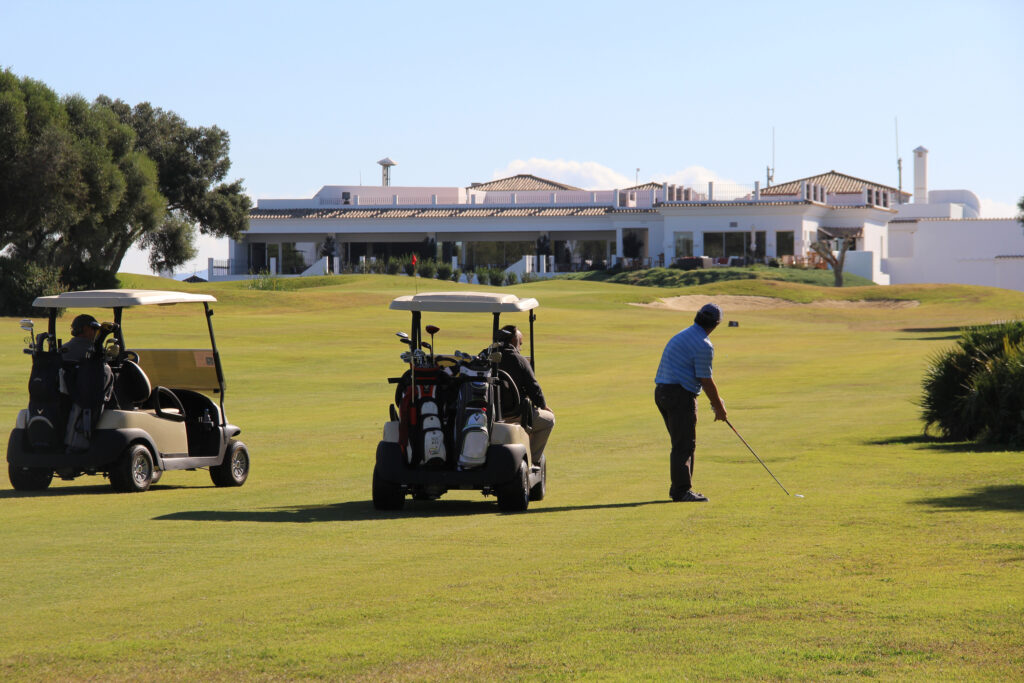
[
  {"xmin": 378, "ymin": 157, "xmax": 397, "ymax": 187},
  {"xmin": 913, "ymin": 146, "xmax": 928, "ymax": 204}
]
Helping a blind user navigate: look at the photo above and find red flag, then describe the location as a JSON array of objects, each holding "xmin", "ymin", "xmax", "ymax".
[{"xmin": 412, "ymin": 254, "xmax": 418, "ymax": 266}]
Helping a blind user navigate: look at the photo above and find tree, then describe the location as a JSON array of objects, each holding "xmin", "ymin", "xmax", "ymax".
[
  {"xmin": 810, "ymin": 235, "xmax": 856, "ymax": 287},
  {"xmin": 99, "ymin": 97, "xmax": 251, "ymax": 270},
  {"xmin": 1017, "ymin": 194, "xmax": 1023, "ymax": 228},
  {"xmin": 0, "ymin": 69, "xmax": 251, "ymax": 310},
  {"xmin": 1, "ymin": 71, "xmax": 165, "ymax": 301}
]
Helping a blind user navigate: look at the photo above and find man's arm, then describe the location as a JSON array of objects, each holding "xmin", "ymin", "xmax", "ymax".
[{"xmin": 698, "ymin": 376, "xmax": 727, "ymax": 421}]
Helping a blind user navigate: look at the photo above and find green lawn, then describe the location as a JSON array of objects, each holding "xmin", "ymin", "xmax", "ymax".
[{"xmin": 1, "ymin": 275, "xmax": 1021, "ymax": 681}]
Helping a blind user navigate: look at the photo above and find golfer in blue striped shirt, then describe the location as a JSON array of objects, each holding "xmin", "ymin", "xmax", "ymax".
[{"xmin": 654, "ymin": 303, "xmax": 728, "ymax": 502}]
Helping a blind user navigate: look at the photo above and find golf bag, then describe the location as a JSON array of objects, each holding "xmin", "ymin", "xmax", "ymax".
[
  {"xmin": 397, "ymin": 368, "xmax": 448, "ymax": 468},
  {"xmin": 60, "ymin": 354, "xmax": 113, "ymax": 452},
  {"xmin": 454, "ymin": 362, "xmax": 492, "ymax": 469},
  {"xmin": 26, "ymin": 351, "xmax": 66, "ymax": 450}
]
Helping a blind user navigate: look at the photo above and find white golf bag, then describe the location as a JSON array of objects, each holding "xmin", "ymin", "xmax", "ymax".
[
  {"xmin": 419, "ymin": 399, "xmax": 447, "ymax": 467},
  {"xmin": 455, "ymin": 363, "xmax": 492, "ymax": 469}
]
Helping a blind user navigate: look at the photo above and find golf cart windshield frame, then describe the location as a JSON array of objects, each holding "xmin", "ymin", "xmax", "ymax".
[
  {"xmin": 31, "ymin": 289, "xmax": 227, "ymax": 420},
  {"xmin": 390, "ymin": 292, "xmax": 539, "ymax": 369}
]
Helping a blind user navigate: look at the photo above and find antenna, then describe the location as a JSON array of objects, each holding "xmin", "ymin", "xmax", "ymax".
[
  {"xmin": 894, "ymin": 117, "xmax": 903, "ymax": 204},
  {"xmin": 766, "ymin": 127, "xmax": 775, "ymax": 186}
]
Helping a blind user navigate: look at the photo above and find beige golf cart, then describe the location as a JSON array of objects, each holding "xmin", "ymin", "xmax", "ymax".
[
  {"xmin": 7, "ymin": 289, "xmax": 249, "ymax": 493},
  {"xmin": 373, "ymin": 291, "xmax": 546, "ymax": 512}
]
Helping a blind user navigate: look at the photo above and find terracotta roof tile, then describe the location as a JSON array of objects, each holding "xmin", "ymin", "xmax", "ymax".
[
  {"xmin": 249, "ymin": 206, "xmax": 657, "ymax": 220},
  {"xmin": 468, "ymin": 174, "xmax": 583, "ymax": 192},
  {"xmin": 761, "ymin": 171, "xmax": 907, "ymax": 198}
]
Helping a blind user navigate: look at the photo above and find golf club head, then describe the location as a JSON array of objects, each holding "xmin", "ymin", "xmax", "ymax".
[
  {"xmin": 425, "ymin": 325, "xmax": 439, "ymax": 335},
  {"xmin": 420, "ymin": 341, "xmax": 432, "ymax": 350},
  {"xmin": 395, "ymin": 331, "xmax": 409, "ymax": 340},
  {"xmin": 19, "ymin": 319, "xmax": 34, "ymax": 333}
]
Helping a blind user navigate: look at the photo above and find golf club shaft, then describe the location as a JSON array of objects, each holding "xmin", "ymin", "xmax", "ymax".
[{"xmin": 724, "ymin": 419, "xmax": 790, "ymax": 495}]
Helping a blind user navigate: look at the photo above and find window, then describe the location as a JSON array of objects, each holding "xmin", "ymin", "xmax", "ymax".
[
  {"xmin": 702, "ymin": 231, "xmax": 766, "ymax": 259},
  {"xmin": 776, "ymin": 231, "xmax": 795, "ymax": 257},
  {"xmin": 674, "ymin": 231, "xmax": 694, "ymax": 258}
]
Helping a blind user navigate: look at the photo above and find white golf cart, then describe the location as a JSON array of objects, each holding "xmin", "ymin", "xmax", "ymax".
[
  {"xmin": 7, "ymin": 289, "xmax": 249, "ymax": 493},
  {"xmin": 373, "ymin": 291, "xmax": 546, "ymax": 512}
]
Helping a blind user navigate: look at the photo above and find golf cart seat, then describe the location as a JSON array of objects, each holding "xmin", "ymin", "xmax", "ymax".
[
  {"xmin": 496, "ymin": 369, "xmax": 522, "ymax": 422},
  {"xmin": 114, "ymin": 360, "xmax": 152, "ymax": 409}
]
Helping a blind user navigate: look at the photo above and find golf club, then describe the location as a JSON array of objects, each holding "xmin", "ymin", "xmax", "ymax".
[
  {"xmin": 724, "ymin": 419, "xmax": 801, "ymax": 497},
  {"xmin": 425, "ymin": 324, "xmax": 439, "ymax": 365}
]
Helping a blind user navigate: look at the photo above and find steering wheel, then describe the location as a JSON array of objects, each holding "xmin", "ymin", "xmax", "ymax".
[{"xmin": 496, "ymin": 369, "xmax": 521, "ymax": 419}]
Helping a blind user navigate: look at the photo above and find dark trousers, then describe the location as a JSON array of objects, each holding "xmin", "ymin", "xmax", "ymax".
[{"xmin": 655, "ymin": 384, "xmax": 698, "ymax": 493}]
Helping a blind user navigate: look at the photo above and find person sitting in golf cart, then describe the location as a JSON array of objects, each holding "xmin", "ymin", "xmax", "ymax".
[
  {"xmin": 495, "ymin": 324, "xmax": 555, "ymax": 460},
  {"xmin": 61, "ymin": 314, "xmax": 102, "ymax": 362},
  {"xmin": 59, "ymin": 314, "xmax": 115, "ymax": 449}
]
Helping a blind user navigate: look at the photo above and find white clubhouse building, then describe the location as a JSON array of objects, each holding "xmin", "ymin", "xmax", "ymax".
[{"xmin": 218, "ymin": 147, "xmax": 1024, "ymax": 290}]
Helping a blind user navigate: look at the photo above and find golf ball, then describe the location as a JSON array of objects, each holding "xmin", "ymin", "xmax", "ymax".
[{"xmin": 794, "ymin": 494, "xmax": 805, "ymax": 498}]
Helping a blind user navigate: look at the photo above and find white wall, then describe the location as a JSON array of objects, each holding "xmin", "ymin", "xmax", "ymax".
[{"xmin": 885, "ymin": 218, "xmax": 1024, "ymax": 290}]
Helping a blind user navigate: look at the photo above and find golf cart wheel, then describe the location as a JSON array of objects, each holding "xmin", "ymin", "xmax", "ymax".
[
  {"xmin": 529, "ymin": 455, "xmax": 546, "ymax": 501},
  {"xmin": 211, "ymin": 440, "xmax": 249, "ymax": 487},
  {"xmin": 372, "ymin": 466, "xmax": 405, "ymax": 510},
  {"xmin": 150, "ymin": 468, "xmax": 163, "ymax": 485},
  {"xmin": 8, "ymin": 464, "xmax": 53, "ymax": 491},
  {"xmin": 497, "ymin": 461, "xmax": 530, "ymax": 512},
  {"xmin": 110, "ymin": 443, "xmax": 155, "ymax": 493}
]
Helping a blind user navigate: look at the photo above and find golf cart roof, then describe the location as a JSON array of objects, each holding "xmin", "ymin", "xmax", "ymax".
[
  {"xmin": 389, "ymin": 291, "xmax": 539, "ymax": 313},
  {"xmin": 33, "ymin": 289, "xmax": 217, "ymax": 309}
]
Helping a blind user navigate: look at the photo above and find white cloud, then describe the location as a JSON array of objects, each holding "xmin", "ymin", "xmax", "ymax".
[
  {"xmin": 494, "ymin": 158, "xmax": 739, "ymax": 190},
  {"xmin": 496, "ymin": 158, "xmax": 630, "ymax": 189},
  {"xmin": 978, "ymin": 197, "xmax": 1020, "ymax": 219}
]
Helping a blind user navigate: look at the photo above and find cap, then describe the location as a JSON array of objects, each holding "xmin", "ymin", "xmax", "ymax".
[
  {"xmin": 71, "ymin": 314, "xmax": 101, "ymax": 336},
  {"xmin": 695, "ymin": 303, "xmax": 722, "ymax": 326}
]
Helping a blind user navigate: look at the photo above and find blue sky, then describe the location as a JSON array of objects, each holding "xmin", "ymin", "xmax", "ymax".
[{"xmin": 3, "ymin": 0, "xmax": 1022, "ymax": 274}]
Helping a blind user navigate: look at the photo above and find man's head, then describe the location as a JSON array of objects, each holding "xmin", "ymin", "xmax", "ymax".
[
  {"xmin": 71, "ymin": 314, "xmax": 101, "ymax": 339},
  {"xmin": 499, "ymin": 324, "xmax": 523, "ymax": 349},
  {"xmin": 694, "ymin": 303, "xmax": 722, "ymax": 331}
]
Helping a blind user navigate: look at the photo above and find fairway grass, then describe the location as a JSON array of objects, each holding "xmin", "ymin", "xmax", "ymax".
[{"xmin": 1, "ymin": 275, "xmax": 1021, "ymax": 680}]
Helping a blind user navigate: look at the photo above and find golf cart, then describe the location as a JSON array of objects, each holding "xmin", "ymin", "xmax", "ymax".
[
  {"xmin": 7, "ymin": 289, "xmax": 249, "ymax": 493},
  {"xmin": 373, "ymin": 291, "xmax": 546, "ymax": 512}
]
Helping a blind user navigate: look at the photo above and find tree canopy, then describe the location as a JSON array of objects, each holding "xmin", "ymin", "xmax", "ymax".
[{"xmin": 0, "ymin": 70, "xmax": 250, "ymax": 313}]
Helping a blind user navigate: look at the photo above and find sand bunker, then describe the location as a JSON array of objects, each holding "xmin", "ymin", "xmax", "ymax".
[{"xmin": 631, "ymin": 295, "xmax": 919, "ymax": 312}]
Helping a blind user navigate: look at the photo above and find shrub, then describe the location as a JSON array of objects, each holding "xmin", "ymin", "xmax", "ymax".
[
  {"xmin": 0, "ymin": 257, "xmax": 68, "ymax": 316},
  {"xmin": 921, "ymin": 320, "xmax": 1024, "ymax": 444},
  {"xmin": 401, "ymin": 256, "xmax": 416, "ymax": 276},
  {"xmin": 417, "ymin": 258, "xmax": 437, "ymax": 279},
  {"xmin": 487, "ymin": 268, "xmax": 505, "ymax": 286},
  {"xmin": 385, "ymin": 257, "xmax": 402, "ymax": 275},
  {"xmin": 247, "ymin": 270, "xmax": 287, "ymax": 291},
  {"xmin": 504, "ymin": 271, "xmax": 519, "ymax": 286},
  {"xmin": 451, "ymin": 268, "xmax": 462, "ymax": 283},
  {"xmin": 672, "ymin": 257, "xmax": 704, "ymax": 271},
  {"xmin": 436, "ymin": 261, "xmax": 452, "ymax": 281},
  {"xmin": 462, "ymin": 266, "xmax": 475, "ymax": 284},
  {"xmin": 965, "ymin": 341, "xmax": 1024, "ymax": 447}
]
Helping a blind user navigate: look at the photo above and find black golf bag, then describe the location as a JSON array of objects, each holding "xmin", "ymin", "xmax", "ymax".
[
  {"xmin": 26, "ymin": 351, "xmax": 67, "ymax": 450},
  {"xmin": 61, "ymin": 354, "xmax": 113, "ymax": 452}
]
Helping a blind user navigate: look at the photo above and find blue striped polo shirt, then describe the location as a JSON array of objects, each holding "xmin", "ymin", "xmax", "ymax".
[{"xmin": 654, "ymin": 323, "xmax": 714, "ymax": 394}]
